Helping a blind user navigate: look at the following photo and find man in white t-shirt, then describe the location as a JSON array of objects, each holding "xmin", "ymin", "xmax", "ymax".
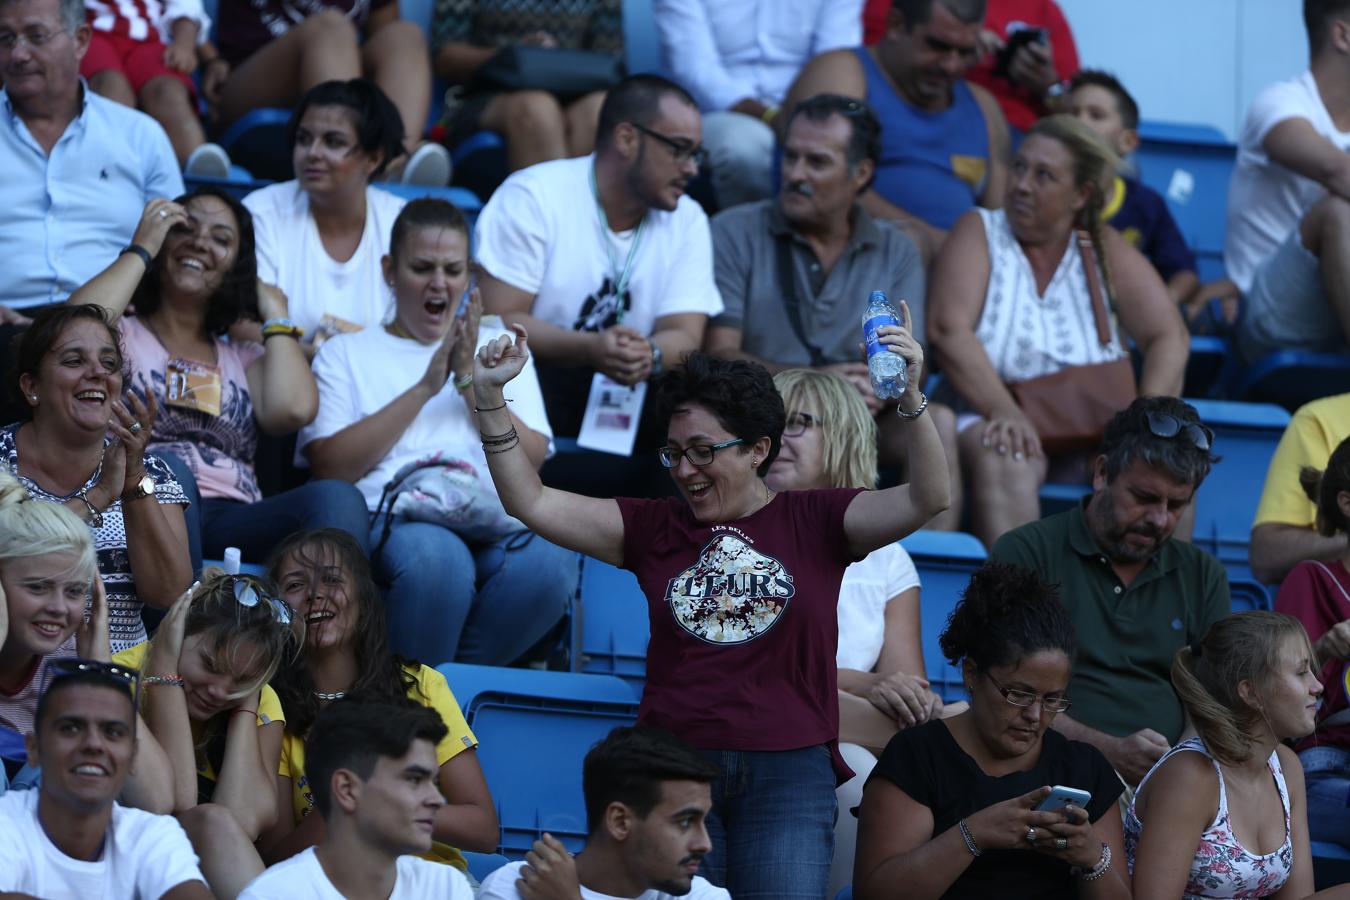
[
  {"xmin": 478, "ymin": 726, "xmax": 730, "ymax": 900},
  {"xmin": 1225, "ymin": 0, "xmax": 1350, "ymax": 363},
  {"xmin": 0, "ymin": 662, "xmax": 209, "ymax": 900},
  {"xmin": 239, "ymin": 701, "xmax": 474, "ymax": 900},
  {"xmin": 476, "ymin": 74, "xmax": 723, "ymax": 440}
]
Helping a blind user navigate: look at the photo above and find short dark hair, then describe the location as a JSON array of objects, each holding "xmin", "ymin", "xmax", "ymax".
[
  {"xmin": 1069, "ymin": 69, "xmax": 1140, "ymax": 131},
  {"xmin": 388, "ymin": 198, "xmax": 470, "ymax": 265},
  {"xmin": 131, "ymin": 187, "xmax": 259, "ymax": 336},
  {"xmin": 1100, "ymin": 396, "xmax": 1218, "ymax": 489},
  {"xmin": 35, "ymin": 669, "xmax": 136, "ymax": 735},
  {"xmin": 595, "ymin": 75, "xmax": 698, "ymax": 150},
  {"xmin": 890, "ymin": 0, "xmax": 986, "ymax": 27},
  {"xmin": 785, "ymin": 94, "xmax": 882, "ymax": 191},
  {"xmin": 582, "ymin": 726, "xmax": 717, "ymax": 834},
  {"xmin": 306, "ymin": 701, "xmax": 448, "ymax": 819},
  {"xmin": 288, "ymin": 79, "xmax": 406, "ymax": 179},
  {"xmin": 1300, "ymin": 434, "xmax": 1350, "ymax": 536},
  {"xmin": 1305, "ymin": 0, "xmax": 1350, "ymax": 55},
  {"xmin": 939, "ymin": 561, "xmax": 1077, "ymax": 670},
  {"xmin": 11, "ymin": 304, "xmax": 126, "ymax": 407},
  {"xmin": 654, "ymin": 353, "xmax": 786, "ymax": 477}
]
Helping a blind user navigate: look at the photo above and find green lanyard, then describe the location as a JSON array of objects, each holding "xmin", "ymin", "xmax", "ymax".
[{"xmin": 590, "ymin": 161, "xmax": 646, "ymax": 323}]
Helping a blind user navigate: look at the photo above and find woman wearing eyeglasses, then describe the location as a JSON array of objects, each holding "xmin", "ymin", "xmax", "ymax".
[
  {"xmin": 114, "ymin": 572, "xmax": 303, "ymax": 899},
  {"xmin": 470, "ymin": 302, "xmax": 948, "ymax": 900},
  {"xmin": 854, "ymin": 561, "xmax": 1128, "ymax": 900}
]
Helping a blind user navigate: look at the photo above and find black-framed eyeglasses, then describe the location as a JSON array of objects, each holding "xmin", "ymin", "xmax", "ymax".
[
  {"xmin": 986, "ymin": 671, "xmax": 1071, "ymax": 714},
  {"xmin": 1145, "ymin": 412, "xmax": 1214, "ymax": 451},
  {"xmin": 231, "ymin": 576, "xmax": 294, "ymax": 627},
  {"xmin": 630, "ymin": 122, "xmax": 709, "ymax": 167},
  {"xmin": 45, "ymin": 658, "xmax": 142, "ymax": 708},
  {"xmin": 658, "ymin": 438, "xmax": 746, "ymax": 468},
  {"xmin": 783, "ymin": 412, "xmax": 821, "ymax": 438}
]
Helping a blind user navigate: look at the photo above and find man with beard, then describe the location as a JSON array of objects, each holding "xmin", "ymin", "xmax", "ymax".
[
  {"xmin": 477, "ymin": 75, "xmax": 723, "ymax": 446},
  {"xmin": 991, "ymin": 397, "xmax": 1230, "ymax": 787},
  {"xmin": 478, "ymin": 726, "xmax": 729, "ymax": 900}
]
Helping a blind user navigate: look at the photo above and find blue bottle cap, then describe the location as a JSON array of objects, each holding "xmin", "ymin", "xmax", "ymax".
[{"xmin": 869, "ymin": 290, "xmax": 888, "ymax": 303}]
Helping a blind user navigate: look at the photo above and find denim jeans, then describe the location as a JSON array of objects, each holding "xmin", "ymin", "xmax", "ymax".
[
  {"xmin": 370, "ymin": 519, "xmax": 575, "ymax": 666},
  {"xmin": 158, "ymin": 451, "xmax": 371, "ymax": 572},
  {"xmin": 698, "ymin": 744, "xmax": 837, "ymax": 900},
  {"xmin": 1300, "ymin": 745, "xmax": 1350, "ymax": 848}
]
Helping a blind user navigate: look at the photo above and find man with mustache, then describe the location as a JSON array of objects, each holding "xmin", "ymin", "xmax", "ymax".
[
  {"xmin": 478, "ymin": 74, "xmax": 722, "ymax": 457},
  {"xmin": 478, "ymin": 726, "xmax": 730, "ymax": 900},
  {"xmin": 991, "ymin": 397, "xmax": 1231, "ymax": 788}
]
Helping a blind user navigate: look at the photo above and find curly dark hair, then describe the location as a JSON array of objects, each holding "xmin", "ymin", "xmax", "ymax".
[
  {"xmin": 9, "ymin": 304, "xmax": 128, "ymax": 410},
  {"xmin": 654, "ymin": 352, "xmax": 785, "ymax": 477},
  {"xmin": 288, "ymin": 79, "xmax": 406, "ymax": 180},
  {"xmin": 939, "ymin": 561, "xmax": 1076, "ymax": 670},
  {"xmin": 267, "ymin": 529, "xmax": 421, "ymax": 739},
  {"xmin": 130, "ymin": 187, "xmax": 259, "ymax": 336}
]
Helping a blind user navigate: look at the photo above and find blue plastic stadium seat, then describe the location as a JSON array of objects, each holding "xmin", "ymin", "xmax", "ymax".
[
  {"xmin": 1039, "ymin": 482, "xmax": 1090, "ymax": 519},
  {"xmin": 184, "ymin": 173, "xmax": 273, "ymax": 200},
  {"xmin": 1186, "ymin": 335, "xmax": 1235, "ymax": 400},
  {"xmin": 1228, "ymin": 574, "xmax": 1271, "ymax": 613},
  {"xmin": 577, "ymin": 556, "xmax": 648, "ymax": 696},
  {"xmin": 218, "ymin": 107, "xmax": 294, "ymax": 183},
  {"xmin": 900, "ymin": 531, "xmax": 987, "ymax": 703},
  {"xmin": 436, "ymin": 663, "xmax": 638, "ymax": 858},
  {"xmin": 1314, "ymin": 841, "xmax": 1350, "ymax": 860},
  {"xmin": 463, "ymin": 851, "xmax": 512, "ymax": 880},
  {"xmin": 623, "ymin": 0, "xmax": 661, "ymax": 75},
  {"xmin": 1230, "ymin": 351, "xmax": 1350, "ymax": 412},
  {"xmin": 1188, "ymin": 399, "xmax": 1290, "ymax": 566},
  {"xmin": 834, "ymin": 887, "xmax": 853, "ymax": 900}
]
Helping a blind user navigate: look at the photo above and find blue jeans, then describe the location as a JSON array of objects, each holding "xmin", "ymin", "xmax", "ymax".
[
  {"xmin": 370, "ymin": 519, "xmax": 575, "ymax": 666},
  {"xmin": 1301, "ymin": 745, "xmax": 1350, "ymax": 848},
  {"xmin": 159, "ymin": 451, "xmax": 371, "ymax": 571},
  {"xmin": 698, "ymin": 744, "xmax": 837, "ymax": 900}
]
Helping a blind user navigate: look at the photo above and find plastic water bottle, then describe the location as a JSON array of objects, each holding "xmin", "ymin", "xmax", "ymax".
[
  {"xmin": 222, "ymin": 547, "xmax": 242, "ymax": 575},
  {"xmin": 862, "ymin": 290, "xmax": 908, "ymax": 399}
]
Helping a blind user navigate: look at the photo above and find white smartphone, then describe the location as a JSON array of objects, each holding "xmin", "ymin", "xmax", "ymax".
[{"xmin": 1036, "ymin": 785, "xmax": 1092, "ymax": 813}]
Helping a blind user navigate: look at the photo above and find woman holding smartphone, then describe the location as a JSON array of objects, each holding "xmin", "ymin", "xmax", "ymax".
[
  {"xmin": 297, "ymin": 198, "xmax": 574, "ymax": 667},
  {"xmin": 854, "ymin": 561, "xmax": 1128, "ymax": 900}
]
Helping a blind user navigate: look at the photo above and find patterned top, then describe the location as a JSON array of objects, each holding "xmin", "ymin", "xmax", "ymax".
[
  {"xmin": 973, "ymin": 207, "xmax": 1127, "ymax": 384},
  {"xmin": 0, "ymin": 425, "xmax": 189, "ymax": 653},
  {"xmin": 1125, "ymin": 737, "xmax": 1294, "ymax": 899},
  {"xmin": 431, "ymin": 0, "xmax": 622, "ymax": 57}
]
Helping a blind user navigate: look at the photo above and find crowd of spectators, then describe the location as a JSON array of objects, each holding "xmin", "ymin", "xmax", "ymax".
[{"xmin": 5, "ymin": 0, "xmax": 1350, "ymax": 897}]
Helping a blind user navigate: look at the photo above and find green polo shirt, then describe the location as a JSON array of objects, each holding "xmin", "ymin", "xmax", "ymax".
[{"xmin": 990, "ymin": 505, "xmax": 1230, "ymax": 743}]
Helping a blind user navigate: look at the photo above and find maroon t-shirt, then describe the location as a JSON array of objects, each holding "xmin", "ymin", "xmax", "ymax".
[
  {"xmin": 216, "ymin": 0, "xmax": 397, "ymax": 66},
  {"xmin": 617, "ymin": 488, "xmax": 863, "ymax": 781},
  {"xmin": 1276, "ymin": 559, "xmax": 1350, "ymax": 752}
]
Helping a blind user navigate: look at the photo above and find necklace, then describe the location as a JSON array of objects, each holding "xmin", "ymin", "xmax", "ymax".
[{"xmin": 313, "ymin": 690, "xmax": 347, "ymax": 701}]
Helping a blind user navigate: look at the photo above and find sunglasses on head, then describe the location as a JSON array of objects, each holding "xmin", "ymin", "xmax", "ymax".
[
  {"xmin": 1144, "ymin": 411, "xmax": 1213, "ymax": 451},
  {"xmin": 231, "ymin": 576, "xmax": 294, "ymax": 627},
  {"xmin": 44, "ymin": 657, "xmax": 141, "ymax": 707}
]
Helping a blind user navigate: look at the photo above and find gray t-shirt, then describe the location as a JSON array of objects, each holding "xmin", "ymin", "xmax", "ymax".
[{"xmin": 711, "ymin": 199, "xmax": 926, "ymax": 363}]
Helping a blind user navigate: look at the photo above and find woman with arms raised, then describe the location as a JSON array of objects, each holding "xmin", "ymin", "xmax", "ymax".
[{"xmin": 470, "ymin": 304, "xmax": 948, "ymax": 900}]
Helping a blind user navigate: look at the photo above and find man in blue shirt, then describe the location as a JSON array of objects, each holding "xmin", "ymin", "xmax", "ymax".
[{"xmin": 0, "ymin": 0, "xmax": 182, "ymax": 316}]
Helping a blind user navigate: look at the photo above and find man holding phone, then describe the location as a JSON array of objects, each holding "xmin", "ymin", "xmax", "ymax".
[{"xmin": 965, "ymin": 0, "xmax": 1081, "ymax": 134}]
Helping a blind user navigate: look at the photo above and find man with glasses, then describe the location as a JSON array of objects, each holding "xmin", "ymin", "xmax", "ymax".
[
  {"xmin": 783, "ymin": 0, "xmax": 1009, "ymax": 267},
  {"xmin": 0, "ymin": 0, "xmax": 182, "ymax": 317},
  {"xmin": 0, "ymin": 659, "xmax": 211, "ymax": 898},
  {"xmin": 477, "ymin": 74, "xmax": 722, "ymax": 462},
  {"xmin": 991, "ymin": 396, "xmax": 1231, "ymax": 786}
]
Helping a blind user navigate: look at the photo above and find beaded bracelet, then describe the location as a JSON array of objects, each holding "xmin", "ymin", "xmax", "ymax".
[
  {"xmin": 957, "ymin": 819, "xmax": 982, "ymax": 857},
  {"xmin": 1072, "ymin": 842, "xmax": 1112, "ymax": 881},
  {"xmin": 484, "ymin": 439, "xmax": 520, "ymax": 455},
  {"xmin": 143, "ymin": 674, "xmax": 186, "ymax": 688},
  {"xmin": 481, "ymin": 427, "xmax": 519, "ymax": 445},
  {"xmin": 896, "ymin": 391, "xmax": 929, "ymax": 420}
]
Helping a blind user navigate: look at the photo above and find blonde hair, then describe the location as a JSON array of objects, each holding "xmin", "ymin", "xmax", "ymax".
[
  {"xmin": 772, "ymin": 369, "xmax": 878, "ymax": 489},
  {"xmin": 0, "ymin": 470, "xmax": 96, "ymax": 584},
  {"xmin": 1025, "ymin": 114, "xmax": 1124, "ymax": 309},
  {"xmin": 1172, "ymin": 611, "xmax": 1316, "ymax": 766}
]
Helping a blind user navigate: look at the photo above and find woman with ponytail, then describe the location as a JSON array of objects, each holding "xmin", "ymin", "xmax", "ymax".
[
  {"xmin": 854, "ymin": 561, "xmax": 1128, "ymax": 900},
  {"xmin": 1274, "ymin": 434, "xmax": 1350, "ymax": 851},
  {"xmin": 927, "ymin": 113, "xmax": 1188, "ymax": 549},
  {"xmin": 1126, "ymin": 612, "xmax": 1344, "ymax": 899}
]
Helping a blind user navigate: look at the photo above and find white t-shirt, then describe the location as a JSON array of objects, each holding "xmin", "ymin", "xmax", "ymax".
[
  {"xmin": 1225, "ymin": 70, "xmax": 1350, "ymax": 292},
  {"xmin": 0, "ymin": 789, "xmax": 205, "ymax": 899},
  {"xmin": 836, "ymin": 542, "xmax": 921, "ymax": 672},
  {"xmin": 297, "ymin": 316, "xmax": 554, "ymax": 509},
  {"xmin": 478, "ymin": 860, "xmax": 732, "ymax": 900},
  {"xmin": 243, "ymin": 181, "xmax": 407, "ymax": 336},
  {"xmin": 474, "ymin": 155, "xmax": 723, "ymax": 337},
  {"xmin": 239, "ymin": 846, "xmax": 474, "ymax": 900}
]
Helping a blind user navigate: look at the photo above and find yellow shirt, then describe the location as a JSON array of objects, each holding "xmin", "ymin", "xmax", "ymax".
[
  {"xmin": 1253, "ymin": 394, "xmax": 1350, "ymax": 528},
  {"xmin": 113, "ymin": 640, "xmax": 285, "ymax": 782},
  {"xmin": 277, "ymin": 664, "xmax": 478, "ymax": 871}
]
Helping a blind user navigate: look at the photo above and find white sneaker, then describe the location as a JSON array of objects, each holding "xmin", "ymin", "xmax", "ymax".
[
  {"xmin": 401, "ymin": 142, "xmax": 452, "ymax": 187},
  {"xmin": 184, "ymin": 142, "xmax": 232, "ymax": 179}
]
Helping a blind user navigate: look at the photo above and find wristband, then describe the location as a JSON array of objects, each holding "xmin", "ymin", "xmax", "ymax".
[
  {"xmin": 957, "ymin": 819, "xmax": 982, "ymax": 857},
  {"xmin": 261, "ymin": 318, "xmax": 304, "ymax": 341},
  {"xmin": 232, "ymin": 708, "xmax": 258, "ymax": 718},
  {"xmin": 454, "ymin": 373, "xmax": 474, "ymax": 392},
  {"xmin": 895, "ymin": 391, "xmax": 929, "ymax": 420},
  {"xmin": 1072, "ymin": 842, "xmax": 1112, "ymax": 881},
  {"xmin": 120, "ymin": 244, "xmax": 153, "ymax": 270},
  {"xmin": 143, "ymin": 674, "xmax": 186, "ymax": 687}
]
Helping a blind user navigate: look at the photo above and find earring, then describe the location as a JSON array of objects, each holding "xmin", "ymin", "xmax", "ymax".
[{"xmin": 28, "ymin": 395, "xmax": 37, "ymax": 404}]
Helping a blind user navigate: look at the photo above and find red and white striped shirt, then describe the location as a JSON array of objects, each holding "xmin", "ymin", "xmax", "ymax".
[{"xmin": 85, "ymin": 0, "xmax": 210, "ymax": 44}]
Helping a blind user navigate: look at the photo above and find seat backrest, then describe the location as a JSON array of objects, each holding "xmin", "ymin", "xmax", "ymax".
[
  {"xmin": 577, "ymin": 557, "xmax": 648, "ymax": 696},
  {"xmin": 622, "ymin": 0, "xmax": 662, "ymax": 74},
  {"xmin": 1134, "ymin": 122, "xmax": 1236, "ymax": 283},
  {"xmin": 900, "ymin": 531, "xmax": 987, "ymax": 703}
]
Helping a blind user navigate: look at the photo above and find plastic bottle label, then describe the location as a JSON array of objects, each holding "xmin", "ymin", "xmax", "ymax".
[{"xmin": 863, "ymin": 313, "xmax": 898, "ymax": 358}]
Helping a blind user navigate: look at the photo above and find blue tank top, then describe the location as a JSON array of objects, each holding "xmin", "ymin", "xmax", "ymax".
[{"xmin": 854, "ymin": 47, "xmax": 991, "ymax": 230}]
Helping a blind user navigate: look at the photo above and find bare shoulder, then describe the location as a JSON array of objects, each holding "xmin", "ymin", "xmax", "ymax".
[
  {"xmin": 1275, "ymin": 743, "xmax": 1305, "ymax": 790},
  {"xmin": 1137, "ymin": 748, "xmax": 1218, "ymax": 822},
  {"xmin": 795, "ymin": 48, "xmax": 866, "ymax": 97}
]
